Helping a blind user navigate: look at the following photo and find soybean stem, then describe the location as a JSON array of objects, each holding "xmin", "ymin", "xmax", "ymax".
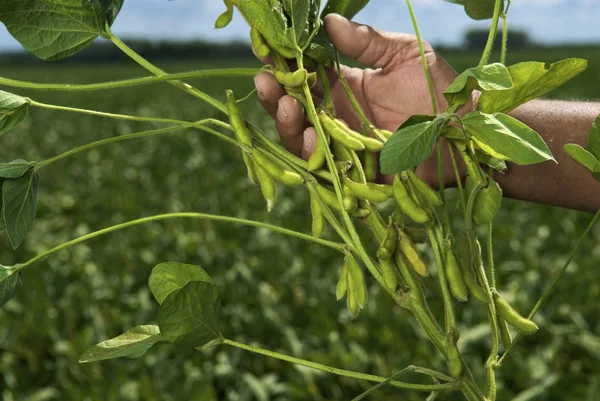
[
  {"xmin": 222, "ymin": 339, "xmax": 457, "ymax": 392},
  {"xmin": 478, "ymin": 0, "xmax": 504, "ymax": 67},
  {"xmin": 17, "ymin": 213, "xmax": 346, "ymax": 270},
  {"xmin": 498, "ymin": 207, "xmax": 600, "ymax": 365}
]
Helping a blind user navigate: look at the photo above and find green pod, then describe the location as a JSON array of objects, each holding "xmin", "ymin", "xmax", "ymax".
[
  {"xmin": 351, "ymin": 208, "xmax": 371, "ymax": 218},
  {"xmin": 344, "ymin": 177, "xmax": 389, "ymax": 203},
  {"xmin": 446, "ymin": 342, "xmax": 464, "ymax": 378},
  {"xmin": 377, "ymin": 220, "xmax": 398, "ymax": 261},
  {"xmin": 463, "ymin": 268, "xmax": 490, "ymax": 304},
  {"xmin": 444, "ymin": 243, "xmax": 468, "ymax": 302},
  {"xmin": 378, "ymin": 129, "xmax": 394, "ymax": 140},
  {"xmin": 308, "ymin": 134, "xmax": 328, "ymax": 171},
  {"xmin": 408, "ymin": 170, "xmax": 442, "ymax": 207},
  {"xmin": 319, "ymin": 113, "xmax": 366, "ymax": 151},
  {"xmin": 343, "ymin": 185, "xmax": 358, "ymax": 212},
  {"xmin": 255, "ymin": 163, "xmax": 276, "ymax": 212},
  {"xmin": 333, "ymin": 119, "xmax": 384, "ymax": 152},
  {"xmin": 310, "ymin": 191, "xmax": 325, "ymax": 238},
  {"xmin": 336, "ymin": 263, "xmax": 348, "ymax": 301},
  {"xmin": 364, "ymin": 151, "xmax": 377, "ymax": 182},
  {"xmin": 226, "ymin": 90, "xmax": 252, "ymax": 147},
  {"xmin": 405, "ymin": 226, "xmax": 428, "ymax": 244},
  {"xmin": 398, "ymin": 231, "xmax": 428, "ymax": 277},
  {"xmin": 367, "ymin": 182, "xmax": 393, "ymax": 197},
  {"xmin": 307, "ymin": 72, "xmax": 317, "ymax": 88},
  {"xmin": 250, "ymin": 28, "xmax": 270, "ymax": 58},
  {"xmin": 242, "ymin": 152, "xmax": 258, "ymax": 185},
  {"xmin": 467, "ymin": 175, "xmax": 503, "ymax": 225},
  {"xmin": 316, "ymin": 185, "xmax": 343, "ymax": 212},
  {"xmin": 378, "ymin": 258, "xmax": 398, "ymax": 291},
  {"xmin": 498, "ymin": 314, "xmax": 512, "ymax": 350},
  {"xmin": 253, "ymin": 152, "xmax": 304, "ymax": 187},
  {"xmin": 274, "ymin": 69, "xmax": 308, "ymax": 88},
  {"xmin": 393, "ymin": 175, "xmax": 430, "ymax": 224},
  {"xmin": 346, "ymin": 253, "xmax": 367, "ymax": 309},
  {"xmin": 494, "ymin": 294, "xmax": 539, "ymax": 335}
]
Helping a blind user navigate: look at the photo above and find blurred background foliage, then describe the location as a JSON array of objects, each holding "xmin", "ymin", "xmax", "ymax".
[{"xmin": 0, "ymin": 43, "xmax": 600, "ymax": 401}]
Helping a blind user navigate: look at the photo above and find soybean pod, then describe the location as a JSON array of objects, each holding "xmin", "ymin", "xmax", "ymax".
[
  {"xmin": 253, "ymin": 151, "xmax": 304, "ymax": 187},
  {"xmin": 408, "ymin": 170, "xmax": 442, "ymax": 207},
  {"xmin": 307, "ymin": 133, "xmax": 328, "ymax": 171},
  {"xmin": 463, "ymin": 267, "xmax": 490, "ymax": 304},
  {"xmin": 346, "ymin": 253, "xmax": 367, "ymax": 309},
  {"xmin": 494, "ymin": 294, "xmax": 539, "ymax": 335},
  {"xmin": 242, "ymin": 152, "xmax": 258, "ymax": 185},
  {"xmin": 405, "ymin": 226, "xmax": 428, "ymax": 244},
  {"xmin": 378, "ymin": 258, "xmax": 398, "ymax": 291},
  {"xmin": 344, "ymin": 177, "xmax": 389, "ymax": 203},
  {"xmin": 333, "ymin": 119, "xmax": 384, "ymax": 152},
  {"xmin": 319, "ymin": 112, "xmax": 365, "ymax": 151},
  {"xmin": 226, "ymin": 90, "xmax": 252, "ymax": 147},
  {"xmin": 255, "ymin": 163, "xmax": 276, "ymax": 212},
  {"xmin": 398, "ymin": 230, "xmax": 429, "ymax": 277},
  {"xmin": 498, "ymin": 314, "xmax": 513, "ymax": 350},
  {"xmin": 336, "ymin": 263, "xmax": 348, "ymax": 301},
  {"xmin": 309, "ymin": 191, "xmax": 325, "ymax": 238},
  {"xmin": 250, "ymin": 27, "xmax": 270, "ymax": 59},
  {"xmin": 364, "ymin": 151, "xmax": 377, "ymax": 182},
  {"xmin": 393, "ymin": 175, "xmax": 430, "ymax": 224},
  {"xmin": 377, "ymin": 219, "xmax": 398, "ymax": 261},
  {"xmin": 443, "ymin": 241, "xmax": 468, "ymax": 302}
]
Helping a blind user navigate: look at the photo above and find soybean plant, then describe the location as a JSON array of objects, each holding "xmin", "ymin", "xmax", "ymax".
[{"xmin": 0, "ymin": 0, "xmax": 598, "ymax": 400}]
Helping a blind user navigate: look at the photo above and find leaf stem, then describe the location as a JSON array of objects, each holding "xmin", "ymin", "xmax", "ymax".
[
  {"xmin": 0, "ymin": 69, "xmax": 263, "ymax": 92},
  {"xmin": 17, "ymin": 213, "xmax": 346, "ymax": 270},
  {"xmin": 498, "ymin": 207, "xmax": 600, "ymax": 365},
  {"xmin": 222, "ymin": 338, "xmax": 457, "ymax": 392},
  {"xmin": 478, "ymin": 0, "xmax": 504, "ymax": 67},
  {"xmin": 405, "ymin": 0, "xmax": 438, "ymax": 115},
  {"xmin": 37, "ymin": 121, "xmax": 238, "ymax": 168}
]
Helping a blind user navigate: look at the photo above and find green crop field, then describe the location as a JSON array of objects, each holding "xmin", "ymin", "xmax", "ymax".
[{"xmin": 1, "ymin": 47, "xmax": 600, "ymax": 401}]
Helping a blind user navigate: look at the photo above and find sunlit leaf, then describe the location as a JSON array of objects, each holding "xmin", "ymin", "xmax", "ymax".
[
  {"xmin": 586, "ymin": 115, "xmax": 600, "ymax": 160},
  {"xmin": 0, "ymin": 90, "xmax": 30, "ymax": 136},
  {"xmin": 445, "ymin": 63, "xmax": 513, "ymax": 110},
  {"xmin": 564, "ymin": 144, "xmax": 598, "ymax": 172},
  {"xmin": 2, "ymin": 170, "xmax": 40, "ymax": 249},
  {"xmin": 148, "ymin": 262, "xmax": 212, "ymax": 305},
  {"xmin": 463, "ymin": 112, "xmax": 555, "ymax": 165},
  {"xmin": 464, "ymin": 0, "xmax": 503, "ymax": 20},
  {"xmin": 157, "ymin": 281, "xmax": 222, "ymax": 347},
  {"xmin": 479, "ymin": 59, "xmax": 588, "ymax": 114},
  {"xmin": 79, "ymin": 325, "xmax": 166, "ymax": 363},
  {"xmin": 322, "ymin": 0, "xmax": 370, "ymax": 20}
]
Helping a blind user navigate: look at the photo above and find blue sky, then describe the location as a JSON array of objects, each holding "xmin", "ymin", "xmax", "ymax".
[{"xmin": 0, "ymin": 0, "xmax": 599, "ymax": 51}]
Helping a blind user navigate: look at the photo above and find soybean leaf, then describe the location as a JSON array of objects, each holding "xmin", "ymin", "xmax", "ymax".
[
  {"xmin": 564, "ymin": 144, "xmax": 598, "ymax": 172},
  {"xmin": 235, "ymin": 0, "xmax": 298, "ymax": 58},
  {"xmin": 475, "ymin": 151, "xmax": 508, "ymax": 174},
  {"xmin": 2, "ymin": 171, "xmax": 40, "ymax": 249},
  {"xmin": 0, "ymin": 90, "xmax": 30, "ymax": 136},
  {"xmin": 322, "ymin": 0, "xmax": 370, "ymax": 20},
  {"xmin": 586, "ymin": 115, "xmax": 600, "ymax": 159},
  {"xmin": 148, "ymin": 262, "xmax": 212, "ymax": 305},
  {"xmin": 463, "ymin": 112, "xmax": 555, "ymax": 165},
  {"xmin": 79, "ymin": 325, "xmax": 167, "ymax": 363},
  {"xmin": 464, "ymin": 0, "xmax": 502, "ymax": 20},
  {"xmin": 0, "ymin": 0, "xmax": 124, "ymax": 61},
  {"xmin": 0, "ymin": 264, "xmax": 22, "ymax": 308},
  {"xmin": 305, "ymin": 26, "xmax": 335, "ymax": 65},
  {"xmin": 283, "ymin": 0, "xmax": 311, "ymax": 48},
  {"xmin": 479, "ymin": 59, "xmax": 588, "ymax": 114},
  {"xmin": 158, "ymin": 281, "xmax": 222, "ymax": 347},
  {"xmin": 380, "ymin": 119, "xmax": 441, "ymax": 174},
  {"xmin": 444, "ymin": 64, "xmax": 513, "ymax": 110},
  {"xmin": 0, "ymin": 160, "xmax": 36, "ymax": 179}
]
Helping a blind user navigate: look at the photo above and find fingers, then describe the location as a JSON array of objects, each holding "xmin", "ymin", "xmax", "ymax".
[
  {"xmin": 255, "ymin": 72, "xmax": 284, "ymax": 119},
  {"xmin": 324, "ymin": 14, "xmax": 417, "ymax": 71},
  {"xmin": 275, "ymin": 96, "xmax": 306, "ymax": 155},
  {"xmin": 302, "ymin": 127, "xmax": 318, "ymax": 161}
]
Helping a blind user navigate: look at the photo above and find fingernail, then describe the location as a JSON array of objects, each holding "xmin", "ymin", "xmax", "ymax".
[
  {"xmin": 254, "ymin": 76, "xmax": 264, "ymax": 98},
  {"xmin": 277, "ymin": 98, "xmax": 288, "ymax": 122}
]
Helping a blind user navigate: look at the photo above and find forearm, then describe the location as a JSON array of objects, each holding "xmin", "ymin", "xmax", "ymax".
[{"xmin": 496, "ymin": 100, "xmax": 600, "ymax": 212}]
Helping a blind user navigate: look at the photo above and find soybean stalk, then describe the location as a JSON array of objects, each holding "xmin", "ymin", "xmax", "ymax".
[{"xmin": 478, "ymin": 0, "xmax": 504, "ymax": 67}]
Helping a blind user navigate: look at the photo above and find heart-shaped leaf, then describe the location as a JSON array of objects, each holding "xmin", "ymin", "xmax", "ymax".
[
  {"xmin": 463, "ymin": 112, "xmax": 555, "ymax": 165},
  {"xmin": 157, "ymin": 281, "xmax": 222, "ymax": 348},
  {"xmin": 3, "ymin": 170, "xmax": 40, "ymax": 249},
  {"xmin": 0, "ymin": 90, "xmax": 30, "ymax": 136},
  {"xmin": 0, "ymin": 264, "xmax": 22, "ymax": 308},
  {"xmin": 0, "ymin": 0, "xmax": 124, "ymax": 60},
  {"xmin": 380, "ymin": 118, "xmax": 440, "ymax": 174},
  {"xmin": 445, "ymin": 63, "xmax": 513, "ymax": 110},
  {"xmin": 478, "ymin": 59, "xmax": 588, "ymax": 114},
  {"xmin": 0, "ymin": 160, "xmax": 36, "ymax": 179},
  {"xmin": 564, "ymin": 144, "xmax": 598, "ymax": 172},
  {"xmin": 464, "ymin": 0, "xmax": 503, "ymax": 20},
  {"xmin": 79, "ymin": 325, "xmax": 167, "ymax": 363},
  {"xmin": 148, "ymin": 262, "xmax": 212, "ymax": 305}
]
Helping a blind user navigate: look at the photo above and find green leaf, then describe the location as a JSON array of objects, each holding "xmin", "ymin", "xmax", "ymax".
[
  {"xmin": 304, "ymin": 26, "xmax": 335, "ymax": 66},
  {"xmin": 78, "ymin": 325, "xmax": 167, "ymax": 363},
  {"xmin": 564, "ymin": 144, "xmax": 598, "ymax": 172},
  {"xmin": 283, "ymin": 0, "xmax": 311, "ymax": 48},
  {"xmin": 475, "ymin": 151, "xmax": 508, "ymax": 174},
  {"xmin": 157, "ymin": 281, "xmax": 222, "ymax": 348},
  {"xmin": 0, "ymin": 160, "xmax": 36, "ymax": 179},
  {"xmin": 235, "ymin": 0, "xmax": 298, "ymax": 58},
  {"xmin": 148, "ymin": 262, "xmax": 212, "ymax": 305},
  {"xmin": 0, "ymin": 264, "xmax": 22, "ymax": 308},
  {"xmin": 444, "ymin": 64, "xmax": 513, "ymax": 110},
  {"xmin": 586, "ymin": 115, "xmax": 600, "ymax": 160},
  {"xmin": 380, "ymin": 119, "xmax": 441, "ymax": 174},
  {"xmin": 215, "ymin": 0, "xmax": 234, "ymax": 29},
  {"xmin": 2, "ymin": 170, "xmax": 40, "ymax": 249},
  {"xmin": 479, "ymin": 59, "xmax": 588, "ymax": 114},
  {"xmin": 463, "ymin": 112, "xmax": 555, "ymax": 165},
  {"xmin": 464, "ymin": 0, "xmax": 502, "ymax": 20},
  {"xmin": 0, "ymin": 0, "xmax": 123, "ymax": 61},
  {"xmin": 0, "ymin": 90, "xmax": 30, "ymax": 136},
  {"xmin": 322, "ymin": 0, "xmax": 370, "ymax": 20}
]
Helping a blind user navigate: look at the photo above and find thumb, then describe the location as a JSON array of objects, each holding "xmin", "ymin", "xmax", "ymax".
[{"xmin": 323, "ymin": 14, "xmax": 415, "ymax": 69}]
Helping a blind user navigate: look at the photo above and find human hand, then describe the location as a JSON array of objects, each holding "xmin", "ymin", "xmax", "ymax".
[{"xmin": 254, "ymin": 14, "xmax": 470, "ymax": 185}]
